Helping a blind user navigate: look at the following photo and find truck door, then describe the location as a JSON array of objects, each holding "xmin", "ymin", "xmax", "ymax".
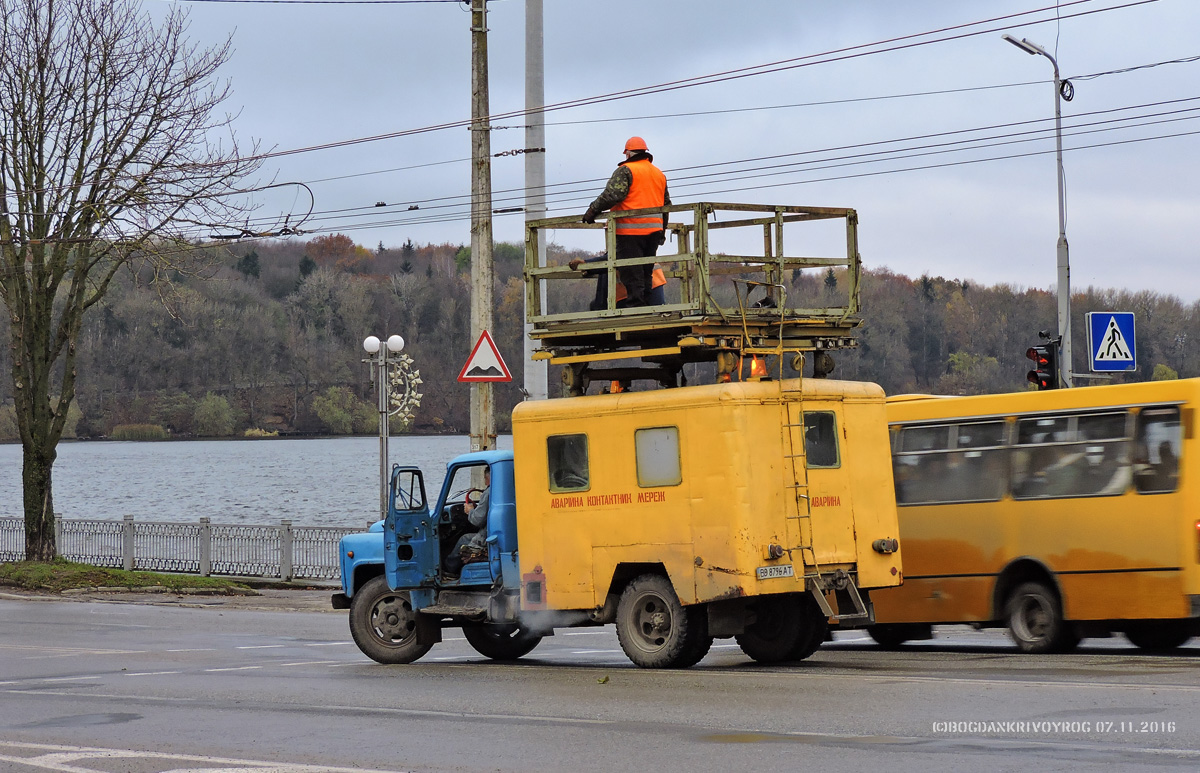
[
  {"xmin": 384, "ymin": 466, "xmax": 437, "ymax": 590},
  {"xmin": 792, "ymin": 406, "xmax": 858, "ymax": 565}
]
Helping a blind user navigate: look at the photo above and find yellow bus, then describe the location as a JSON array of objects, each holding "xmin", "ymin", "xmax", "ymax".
[{"xmin": 871, "ymin": 378, "xmax": 1197, "ymax": 653}]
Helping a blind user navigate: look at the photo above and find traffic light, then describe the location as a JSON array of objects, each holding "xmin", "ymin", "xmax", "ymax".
[{"xmin": 1026, "ymin": 338, "xmax": 1059, "ymax": 390}]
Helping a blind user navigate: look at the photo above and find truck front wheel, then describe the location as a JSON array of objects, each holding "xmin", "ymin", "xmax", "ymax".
[
  {"xmin": 616, "ymin": 574, "xmax": 710, "ymax": 669},
  {"xmin": 462, "ymin": 623, "xmax": 543, "ymax": 660},
  {"xmin": 349, "ymin": 576, "xmax": 434, "ymax": 664}
]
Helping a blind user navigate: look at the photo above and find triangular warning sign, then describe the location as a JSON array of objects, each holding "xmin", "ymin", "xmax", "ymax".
[
  {"xmin": 1095, "ymin": 317, "xmax": 1133, "ymax": 361},
  {"xmin": 458, "ymin": 330, "xmax": 512, "ymax": 382}
]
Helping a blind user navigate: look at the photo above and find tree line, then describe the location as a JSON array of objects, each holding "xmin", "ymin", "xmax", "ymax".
[{"xmin": 1, "ymin": 233, "xmax": 1195, "ymax": 442}]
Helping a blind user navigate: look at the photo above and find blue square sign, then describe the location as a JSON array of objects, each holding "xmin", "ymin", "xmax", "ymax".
[{"xmin": 1087, "ymin": 312, "xmax": 1136, "ymax": 372}]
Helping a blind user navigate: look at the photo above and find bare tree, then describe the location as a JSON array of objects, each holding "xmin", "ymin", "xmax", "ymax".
[{"xmin": 0, "ymin": 0, "xmax": 262, "ymax": 559}]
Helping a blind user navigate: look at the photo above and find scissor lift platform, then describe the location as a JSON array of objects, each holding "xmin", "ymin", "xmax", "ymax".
[{"xmin": 524, "ymin": 202, "xmax": 862, "ymax": 393}]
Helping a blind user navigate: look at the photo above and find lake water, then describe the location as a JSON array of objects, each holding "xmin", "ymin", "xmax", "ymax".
[{"xmin": 0, "ymin": 435, "xmax": 514, "ymax": 528}]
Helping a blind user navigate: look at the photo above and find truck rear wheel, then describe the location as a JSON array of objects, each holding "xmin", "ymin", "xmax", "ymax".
[
  {"xmin": 1005, "ymin": 581, "xmax": 1078, "ymax": 654},
  {"xmin": 616, "ymin": 574, "xmax": 709, "ymax": 669},
  {"xmin": 788, "ymin": 596, "xmax": 829, "ymax": 661},
  {"xmin": 736, "ymin": 595, "xmax": 806, "ymax": 663},
  {"xmin": 462, "ymin": 623, "xmax": 543, "ymax": 660},
  {"xmin": 349, "ymin": 576, "xmax": 434, "ymax": 665}
]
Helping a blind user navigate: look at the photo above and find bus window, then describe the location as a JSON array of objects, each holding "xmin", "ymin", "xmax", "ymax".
[
  {"xmin": 547, "ymin": 434, "xmax": 589, "ymax": 492},
  {"xmin": 635, "ymin": 426, "xmax": 682, "ymax": 487},
  {"xmin": 1012, "ymin": 411, "xmax": 1130, "ymax": 499},
  {"xmin": 893, "ymin": 420, "xmax": 1006, "ymax": 505},
  {"xmin": 804, "ymin": 412, "xmax": 840, "ymax": 468},
  {"xmin": 1134, "ymin": 407, "xmax": 1182, "ymax": 494}
]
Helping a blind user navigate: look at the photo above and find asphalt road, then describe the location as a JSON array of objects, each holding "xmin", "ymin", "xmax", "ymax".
[{"xmin": 1, "ymin": 590, "xmax": 1198, "ymax": 773}]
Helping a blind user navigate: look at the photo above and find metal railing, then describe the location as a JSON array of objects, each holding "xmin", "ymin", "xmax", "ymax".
[{"xmin": 0, "ymin": 515, "xmax": 363, "ymax": 581}]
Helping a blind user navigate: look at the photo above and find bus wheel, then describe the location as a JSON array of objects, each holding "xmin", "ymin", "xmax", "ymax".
[
  {"xmin": 737, "ymin": 595, "xmax": 805, "ymax": 663},
  {"xmin": 1005, "ymin": 581, "xmax": 1077, "ymax": 654},
  {"xmin": 616, "ymin": 574, "xmax": 708, "ymax": 668},
  {"xmin": 349, "ymin": 576, "xmax": 434, "ymax": 664},
  {"xmin": 1125, "ymin": 621, "xmax": 1193, "ymax": 652},
  {"xmin": 868, "ymin": 623, "xmax": 931, "ymax": 649},
  {"xmin": 462, "ymin": 623, "xmax": 543, "ymax": 660}
]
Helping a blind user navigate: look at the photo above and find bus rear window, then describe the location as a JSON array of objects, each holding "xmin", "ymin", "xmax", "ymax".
[{"xmin": 1134, "ymin": 407, "xmax": 1181, "ymax": 494}]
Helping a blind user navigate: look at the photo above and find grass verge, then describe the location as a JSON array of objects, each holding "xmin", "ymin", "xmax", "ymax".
[{"xmin": 0, "ymin": 559, "xmax": 253, "ymax": 594}]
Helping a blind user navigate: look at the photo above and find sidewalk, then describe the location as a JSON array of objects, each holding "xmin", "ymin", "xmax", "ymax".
[{"xmin": 0, "ymin": 586, "xmax": 342, "ymax": 613}]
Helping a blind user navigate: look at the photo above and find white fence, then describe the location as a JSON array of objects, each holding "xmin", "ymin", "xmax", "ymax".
[{"xmin": 0, "ymin": 516, "xmax": 363, "ymax": 581}]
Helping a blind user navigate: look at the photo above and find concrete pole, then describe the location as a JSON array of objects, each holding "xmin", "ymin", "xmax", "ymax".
[
  {"xmin": 524, "ymin": 0, "xmax": 549, "ymax": 401},
  {"xmin": 470, "ymin": 0, "xmax": 496, "ymax": 451},
  {"xmin": 1049, "ymin": 59, "xmax": 1073, "ymax": 388}
]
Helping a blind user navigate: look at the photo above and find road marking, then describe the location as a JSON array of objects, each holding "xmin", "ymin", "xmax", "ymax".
[
  {"xmin": 203, "ymin": 666, "xmax": 262, "ymax": 672},
  {"xmin": 122, "ymin": 671, "xmax": 181, "ymax": 677},
  {"xmin": 41, "ymin": 676, "xmax": 102, "ymax": 683},
  {"xmin": 0, "ymin": 740, "xmax": 410, "ymax": 772},
  {"xmin": 236, "ymin": 645, "xmax": 286, "ymax": 649},
  {"xmin": 166, "ymin": 648, "xmax": 215, "ymax": 652},
  {"xmin": 570, "ymin": 650, "xmax": 620, "ymax": 655},
  {"xmin": 277, "ymin": 661, "xmax": 340, "ymax": 667},
  {"xmin": 563, "ymin": 630, "xmax": 609, "ymax": 636},
  {"xmin": 302, "ymin": 642, "xmax": 351, "ymax": 647}
]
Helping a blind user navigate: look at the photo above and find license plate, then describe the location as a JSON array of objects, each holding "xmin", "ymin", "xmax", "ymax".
[{"xmin": 756, "ymin": 564, "xmax": 795, "ymax": 580}]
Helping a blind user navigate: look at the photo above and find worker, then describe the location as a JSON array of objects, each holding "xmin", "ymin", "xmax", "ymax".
[
  {"xmin": 581, "ymin": 136, "xmax": 670, "ymax": 307},
  {"xmin": 568, "ymin": 256, "xmax": 667, "ymax": 310}
]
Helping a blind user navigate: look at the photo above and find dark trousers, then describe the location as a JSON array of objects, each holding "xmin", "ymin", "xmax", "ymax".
[{"xmin": 615, "ymin": 233, "xmax": 661, "ymax": 307}]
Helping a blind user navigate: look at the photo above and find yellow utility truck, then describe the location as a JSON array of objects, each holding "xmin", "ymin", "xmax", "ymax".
[{"xmin": 336, "ymin": 377, "xmax": 903, "ymax": 669}]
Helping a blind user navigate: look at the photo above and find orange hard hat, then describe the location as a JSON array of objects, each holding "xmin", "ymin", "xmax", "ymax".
[{"xmin": 624, "ymin": 136, "xmax": 648, "ymax": 152}]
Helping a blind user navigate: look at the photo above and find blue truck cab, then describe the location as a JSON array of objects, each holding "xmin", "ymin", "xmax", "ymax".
[{"xmin": 332, "ymin": 450, "xmax": 543, "ymax": 664}]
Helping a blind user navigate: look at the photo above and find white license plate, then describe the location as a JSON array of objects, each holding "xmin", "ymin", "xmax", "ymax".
[{"xmin": 756, "ymin": 564, "xmax": 795, "ymax": 580}]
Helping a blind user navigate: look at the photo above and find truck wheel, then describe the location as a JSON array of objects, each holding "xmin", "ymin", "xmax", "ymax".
[
  {"xmin": 349, "ymin": 576, "xmax": 434, "ymax": 665},
  {"xmin": 616, "ymin": 574, "xmax": 707, "ymax": 669},
  {"xmin": 1005, "ymin": 581, "xmax": 1078, "ymax": 654},
  {"xmin": 1125, "ymin": 621, "xmax": 1193, "ymax": 652},
  {"xmin": 461, "ymin": 623, "xmax": 543, "ymax": 660},
  {"xmin": 736, "ymin": 595, "xmax": 805, "ymax": 663},
  {"xmin": 788, "ymin": 596, "xmax": 829, "ymax": 661}
]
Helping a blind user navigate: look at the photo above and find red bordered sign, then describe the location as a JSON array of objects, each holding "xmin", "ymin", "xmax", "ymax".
[{"xmin": 457, "ymin": 330, "xmax": 512, "ymax": 382}]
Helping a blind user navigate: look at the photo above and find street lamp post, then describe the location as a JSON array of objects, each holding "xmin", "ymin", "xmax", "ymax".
[
  {"xmin": 1003, "ymin": 34, "xmax": 1073, "ymax": 388},
  {"xmin": 363, "ymin": 334, "xmax": 421, "ymax": 523}
]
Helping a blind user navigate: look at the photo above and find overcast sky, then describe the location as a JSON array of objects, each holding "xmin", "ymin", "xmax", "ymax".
[{"xmin": 166, "ymin": 0, "xmax": 1200, "ymax": 300}]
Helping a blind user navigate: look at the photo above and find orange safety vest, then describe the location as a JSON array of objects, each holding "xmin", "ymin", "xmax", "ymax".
[
  {"xmin": 615, "ymin": 268, "xmax": 666, "ymax": 302},
  {"xmin": 611, "ymin": 159, "xmax": 667, "ymax": 236}
]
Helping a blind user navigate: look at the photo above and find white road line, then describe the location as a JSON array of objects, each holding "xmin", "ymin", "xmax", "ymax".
[
  {"xmin": 203, "ymin": 666, "xmax": 263, "ymax": 672},
  {"xmin": 41, "ymin": 676, "xmax": 102, "ymax": 683},
  {"xmin": 276, "ymin": 661, "xmax": 339, "ymax": 667},
  {"xmin": 122, "ymin": 671, "xmax": 182, "ymax": 677},
  {"xmin": 563, "ymin": 630, "xmax": 610, "ymax": 636},
  {"xmin": 302, "ymin": 642, "xmax": 351, "ymax": 647},
  {"xmin": 569, "ymin": 650, "xmax": 620, "ymax": 655},
  {"xmin": 166, "ymin": 648, "xmax": 215, "ymax": 652},
  {"xmin": 0, "ymin": 741, "xmax": 410, "ymax": 772},
  {"xmin": 235, "ymin": 645, "xmax": 285, "ymax": 650}
]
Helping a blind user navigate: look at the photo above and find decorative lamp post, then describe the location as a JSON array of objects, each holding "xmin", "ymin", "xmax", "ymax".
[
  {"xmin": 1003, "ymin": 33, "xmax": 1074, "ymax": 388},
  {"xmin": 363, "ymin": 335, "xmax": 423, "ymax": 522}
]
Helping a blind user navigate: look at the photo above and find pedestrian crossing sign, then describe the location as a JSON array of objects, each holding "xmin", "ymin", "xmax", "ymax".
[{"xmin": 1087, "ymin": 312, "xmax": 1136, "ymax": 372}]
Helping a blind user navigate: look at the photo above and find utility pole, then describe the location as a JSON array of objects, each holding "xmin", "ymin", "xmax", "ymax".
[
  {"xmin": 469, "ymin": 0, "xmax": 496, "ymax": 451},
  {"xmin": 524, "ymin": 0, "xmax": 548, "ymax": 401}
]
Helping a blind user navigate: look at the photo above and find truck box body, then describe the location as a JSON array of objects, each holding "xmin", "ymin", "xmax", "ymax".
[{"xmin": 511, "ymin": 378, "xmax": 902, "ymax": 613}]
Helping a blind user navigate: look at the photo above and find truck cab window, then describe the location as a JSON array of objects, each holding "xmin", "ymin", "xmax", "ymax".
[
  {"xmin": 635, "ymin": 426, "xmax": 682, "ymax": 487},
  {"xmin": 804, "ymin": 412, "xmax": 840, "ymax": 468},
  {"xmin": 548, "ymin": 434, "xmax": 589, "ymax": 492}
]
